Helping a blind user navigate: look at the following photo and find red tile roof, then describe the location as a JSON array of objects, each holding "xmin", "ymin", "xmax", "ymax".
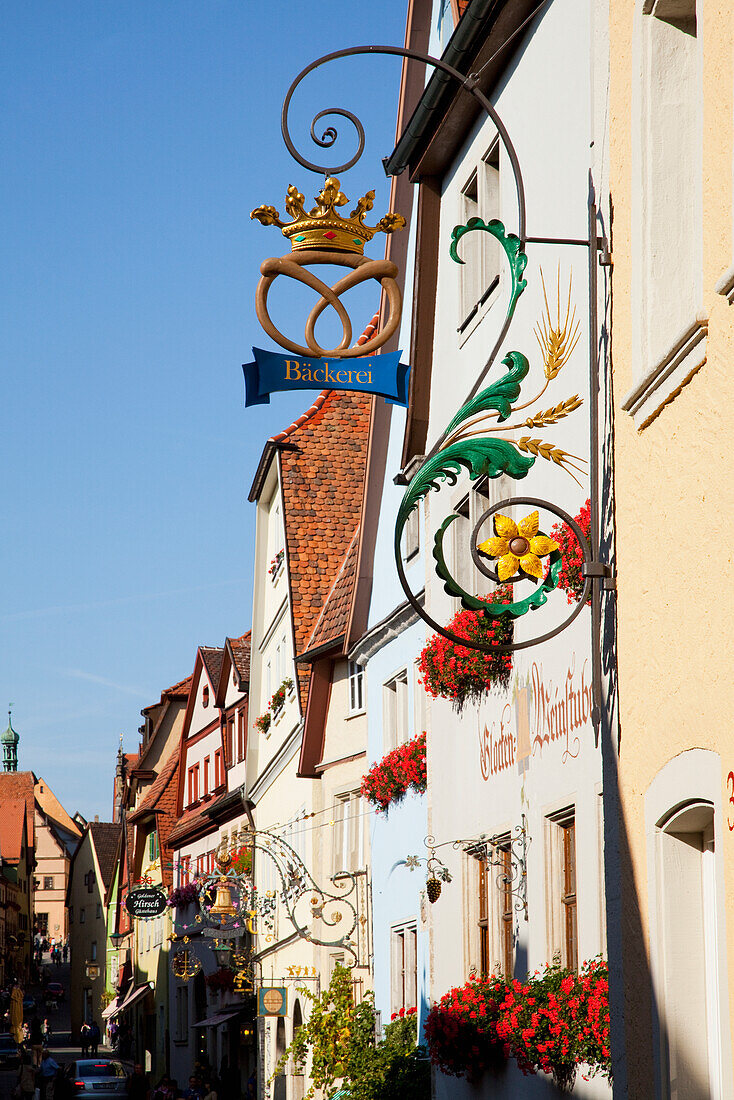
[
  {"xmin": 163, "ymin": 675, "xmax": 193, "ymax": 698},
  {"xmin": 200, "ymin": 647, "xmax": 224, "ymax": 691},
  {"xmin": 280, "ymin": 390, "xmax": 371, "ymax": 706},
  {"xmin": 128, "ymin": 748, "xmax": 180, "ymax": 889},
  {"xmin": 0, "ymin": 773, "xmax": 35, "ymax": 847},
  {"xmin": 0, "ymin": 800, "xmax": 26, "ymax": 863},
  {"xmin": 304, "ymin": 527, "xmax": 360, "ymax": 654},
  {"xmin": 89, "ymin": 821, "xmax": 121, "ymax": 892},
  {"xmin": 228, "ymin": 633, "xmax": 251, "ymax": 684}
]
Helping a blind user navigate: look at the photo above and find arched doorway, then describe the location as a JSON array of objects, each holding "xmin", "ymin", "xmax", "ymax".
[{"xmin": 656, "ymin": 801, "xmax": 721, "ymax": 1099}]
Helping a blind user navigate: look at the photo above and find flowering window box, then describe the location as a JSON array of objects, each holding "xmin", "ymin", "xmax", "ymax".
[
  {"xmin": 361, "ymin": 733, "xmax": 427, "ymax": 814},
  {"xmin": 268, "ymin": 550, "xmax": 285, "ymax": 583},
  {"xmin": 269, "ymin": 678, "xmax": 293, "ymax": 717},
  {"xmin": 425, "ymin": 958, "xmax": 611, "ymax": 1090}
]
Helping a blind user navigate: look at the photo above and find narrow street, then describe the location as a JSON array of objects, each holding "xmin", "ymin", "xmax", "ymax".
[{"xmin": 0, "ymin": 957, "xmax": 123, "ymax": 1100}]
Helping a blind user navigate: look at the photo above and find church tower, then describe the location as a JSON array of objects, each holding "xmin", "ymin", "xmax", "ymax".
[{"xmin": 1, "ymin": 709, "xmax": 19, "ymax": 772}]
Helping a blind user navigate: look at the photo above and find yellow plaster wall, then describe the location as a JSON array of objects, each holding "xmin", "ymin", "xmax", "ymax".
[{"xmin": 609, "ymin": 0, "xmax": 734, "ymax": 1090}]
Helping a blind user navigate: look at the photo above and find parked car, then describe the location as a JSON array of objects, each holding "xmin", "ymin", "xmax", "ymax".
[
  {"xmin": 0, "ymin": 1033, "xmax": 19, "ymax": 1067},
  {"xmin": 64, "ymin": 1059, "xmax": 127, "ymax": 1095},
  {"xmin": 45, "ymin": 982, "xmax": 65, "ymax": 1002}
]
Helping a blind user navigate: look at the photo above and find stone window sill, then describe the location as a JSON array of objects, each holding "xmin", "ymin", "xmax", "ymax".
[
  {"xmin": 621, "ymin": 315, "xmax": 707, "ymax": 429},
  {"xmin": 715, "ymin": 264, "xmax": 734, "ymax": 304}
]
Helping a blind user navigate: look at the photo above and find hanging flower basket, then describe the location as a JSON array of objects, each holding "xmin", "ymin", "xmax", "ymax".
[
  {"xmin": 418, "ymin": 586, "xmax": 513, "ymax": 710},
  {"xmin": 361, "ymin": 733, "xmax": 427, "ymax": 814},
  {"xmin": 550, "ymin": 499, "xmax": 591, "ymax": 605},
  {"xmin": 167, "ymin": 883, "xmax": 199, "ymax": 909}
]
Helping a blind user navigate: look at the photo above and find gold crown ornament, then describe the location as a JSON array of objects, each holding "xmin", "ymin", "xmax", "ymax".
[{"xmin": 251, "ymin": 177, "xmax": 406, "ymax": 255}]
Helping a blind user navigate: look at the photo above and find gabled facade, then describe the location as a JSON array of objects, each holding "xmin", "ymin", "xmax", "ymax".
[
  {"xmin": 167, "ymin": 640, "xmax": 253, "ymax": 1091},
  {"xmin": 33, "ymin": 776, "xmax": 82, "ymax": 943},
  {"xmin": 68, "ymin": 820, "xmax": 121, "ymax": 1037}
]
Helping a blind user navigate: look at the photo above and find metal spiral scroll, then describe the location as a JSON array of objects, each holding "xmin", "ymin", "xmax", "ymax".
[
  {"xmin": 280, "ymin": 45, "xmax": 526, "ymax": 244},
  {"xmin": 249, "ymin": 830, "xmax": 361, "ymax": 965}
]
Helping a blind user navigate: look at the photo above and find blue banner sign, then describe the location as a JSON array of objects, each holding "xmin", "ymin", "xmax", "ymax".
[{"xmin": 243, "ymin": 347, "xmax": 410, "ymax": 408}]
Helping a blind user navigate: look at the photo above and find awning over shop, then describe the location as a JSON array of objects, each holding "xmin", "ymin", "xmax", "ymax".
[
  {"xmin": 108, "ymin": 982, "xmax": 153, "ymax": 1019},
  {"xmin": 191, "ymin": 1010, "xmax": 241, "ymax": 1029}
]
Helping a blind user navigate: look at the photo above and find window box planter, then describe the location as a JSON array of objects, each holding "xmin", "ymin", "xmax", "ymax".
[
  {"xmin": 268, "ymin": 550, "xmax": 285, "ymax": 583},
  {"xmin": 361, "ymin": 733, "xmax": 427, "ymax": 814}
]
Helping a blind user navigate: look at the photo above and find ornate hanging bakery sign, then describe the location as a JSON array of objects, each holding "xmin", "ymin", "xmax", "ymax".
[{"xmin": 245, "ymin": 177, "xmax": 408, "ymax": 405}]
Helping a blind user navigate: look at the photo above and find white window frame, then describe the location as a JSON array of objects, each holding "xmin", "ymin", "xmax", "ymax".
[
  {"xmin": 458, "ymin": 136, "xmax": 501, "ymax": 333},
  {"xmin": 332, "ymin": 790, "xmax": 364, "ymax": 875},
  {"xmin": 390, "ymin": 922, "xmax": 418, "ymax": 1015},
  {"xmin": 348, "ymin": 661, "xmax": 365, "ymax": 716},
  {"xmin": 383, "ymin": 670, "xmax": 409, "ymax": 752}
]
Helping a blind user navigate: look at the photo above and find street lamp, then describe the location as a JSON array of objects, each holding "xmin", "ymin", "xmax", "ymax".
[
  {"xmin": 109, "ymin": 932, "xmax": 125, "ymax": 950},
  {"xmin": 212, "ymin": 939, "xmax": 233, "ymax": 967}
]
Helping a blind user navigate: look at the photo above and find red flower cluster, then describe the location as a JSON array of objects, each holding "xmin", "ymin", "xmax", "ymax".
[
  {"xmin": 205, "ymin": 966, "xmax": 235, "ymax": 992},
  {"xmin": 229, "ymin": 844, "xmax": 252, "ymax": 876},
  {"xmin": 425, "ymin": 960, "xmax": 611, "ymax": 1090},
  {"xmin": 255, "ymin": 712, "xmax": 271, "ymax": 735},
  {"xmin": 361, "ymin": 733, "xmax": 427, "ymax": 814},
  {"xmin": 418, "ymin": 587, "xmax": 513, "ymax": 710},
  {"xmin": 423, "ymin": 975, "xmax": 505, "ymax": 1083},
  {"xmin": 550, "ymin": 499, "xmax": 591, "ymax": 606},
  {"xmin": 390, "ymin": 1006, "xmax": 417, "ymax": 1021}
]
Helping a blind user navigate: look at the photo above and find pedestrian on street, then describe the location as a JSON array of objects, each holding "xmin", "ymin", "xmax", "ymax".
[
  {"xmin": 126, "ymin": 1063, "xmax": 150, "ymax": 1100},
  {"xmin": 183, "ymin": 1075, "xmax": 203, "ymax": 1099},
  {"xmin": 62, "ymin": 943, "xmax": 68, "ymax": 963},
  {"xmin": 38, "ymin": 1048, "xmax": 59, "ymax": 1100},
  {"xmin": 80, "ymin": 1021, "xmax": 90, "ymax": 1057},
  {"xmin": 16, "ymin": 1051, "xmax": 37, "ymax": 1100},
  {"xmin": 202, "ymin": 1080, "xmax": 217, "ymax": 1100},
  {"xmin": 89, "ymin": 1020, "xmax": 100, "ymax": 1055},
  {"xmin": 29, "ymin": 1014, "xmax": 43, "ymax": 1066}
]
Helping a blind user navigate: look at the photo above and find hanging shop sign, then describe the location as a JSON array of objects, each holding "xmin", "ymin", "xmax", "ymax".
[
  {"xmin": 125, "ymin": 886, "xmax": 167, "ymax": 920},
  {"xmin": 246, "ymin": 177, "xmax": 407, "ymax": 405},
  {"xmin": 258, "ymin": 986, "xmax": 288, "ymax": 1017},
  {"xmin": 243, "ymin": 347, "xmax": 409, "ymax": 407}
]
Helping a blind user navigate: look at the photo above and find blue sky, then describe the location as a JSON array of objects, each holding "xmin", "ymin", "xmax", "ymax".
[{"xmin": 0, "ymin": 1, "xmax": 408, "ymax": 819}]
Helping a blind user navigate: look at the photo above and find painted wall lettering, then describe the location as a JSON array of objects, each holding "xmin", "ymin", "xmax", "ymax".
[
  {"xmin": 478, "ymin": 703, "xmax": 516, "ymax": 780},
  {"xmin": 531, "ymin": 655, "xmax": 591, "ymax": 763}
]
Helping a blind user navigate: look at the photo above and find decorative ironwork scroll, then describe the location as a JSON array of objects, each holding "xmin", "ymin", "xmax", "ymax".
[{"xmin": 172, "ymin": 830, "xmax": 362, "ymax": 973}]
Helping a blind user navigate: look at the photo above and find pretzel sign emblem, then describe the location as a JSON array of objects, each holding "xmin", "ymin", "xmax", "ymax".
[{"xmin": 255, "ymin": 250, "xmax": 402, "ymax": 358}]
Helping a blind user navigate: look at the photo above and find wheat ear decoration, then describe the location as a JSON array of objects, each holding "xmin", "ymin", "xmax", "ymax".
[{"xmin": 534, "ymin": 266, "xmax": 581, "ymax": 381}]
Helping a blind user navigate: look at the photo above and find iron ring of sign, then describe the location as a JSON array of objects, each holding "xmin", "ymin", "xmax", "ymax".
[
  {"xmin": 463, "ymin": 496, "xmax": 592, "ymax": 652},
  {"xmin": 255, "ymin": 251, "xmax": 401, "ymax": 358}
]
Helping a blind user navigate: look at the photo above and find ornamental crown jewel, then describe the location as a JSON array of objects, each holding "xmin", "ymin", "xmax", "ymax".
[{"xmin": 251, "ymin": 176, "xmax": 406, "ymax": 255}]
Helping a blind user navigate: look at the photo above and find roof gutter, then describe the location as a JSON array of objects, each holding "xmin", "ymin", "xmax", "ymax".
[
  {"xmin": 247, "ymin": 440, "xmax": 298, "ymax": 503},
  {"xmin": 384, "ymin": 0, "xmax": 505, "ymax": 177}
]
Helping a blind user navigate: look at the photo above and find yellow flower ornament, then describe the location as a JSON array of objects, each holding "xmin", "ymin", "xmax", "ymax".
[{"xmin": 478, "ymin": 510, "xmax": 558, "ymax": 582}]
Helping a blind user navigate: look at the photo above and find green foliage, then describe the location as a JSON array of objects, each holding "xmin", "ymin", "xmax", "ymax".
[{"xmin": 273, "ymin": 965, "xmax": 430, "ymax": 1100}]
